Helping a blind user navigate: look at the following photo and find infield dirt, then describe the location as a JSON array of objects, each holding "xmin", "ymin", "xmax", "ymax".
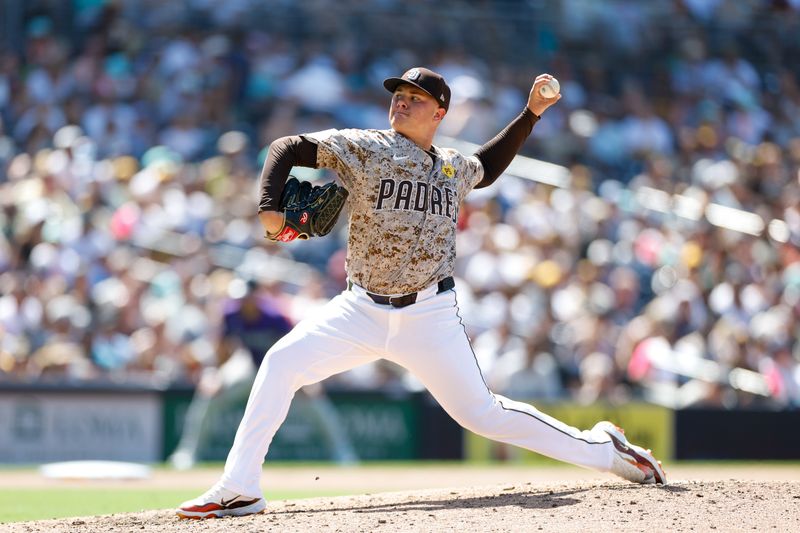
[{"xmin": 3, "ymin": 465, "xmax": 800, "ymax": 532}]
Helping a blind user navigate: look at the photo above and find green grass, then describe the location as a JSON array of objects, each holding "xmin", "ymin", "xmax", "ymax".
[
  {"xmin": 0, "ymin": 488, "xmax": 351, "ymax": 523},
  {"xmin": 0, "ymin": 461, "xmax": 508, "ymax": 524}
]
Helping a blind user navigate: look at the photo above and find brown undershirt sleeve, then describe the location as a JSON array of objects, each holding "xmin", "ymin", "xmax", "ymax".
[
  {"xmin": 257, "ymin": 135, "xmax": 319, "ymax": 212},
  {"xmin": 473, "ymin": 107, "xmax": 540, "ymax": 189}
]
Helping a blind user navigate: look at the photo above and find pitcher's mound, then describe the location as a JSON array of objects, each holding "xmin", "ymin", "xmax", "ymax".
[{"xmin": 6, "ymin": 480, "xmax": 799, "ymax": 532}]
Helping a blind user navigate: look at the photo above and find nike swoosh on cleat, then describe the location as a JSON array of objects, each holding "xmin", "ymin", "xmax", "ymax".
[
  {"xmin": 220, "ymin": 496, "xmax": 262, "ymax": 509},
  {"xmin": 610, "ymin": 437, "xmax": 630, "ymax": 454},
  {"xmin": 220, "ymin": 496, "xmax": 240, "ymax": 507}
]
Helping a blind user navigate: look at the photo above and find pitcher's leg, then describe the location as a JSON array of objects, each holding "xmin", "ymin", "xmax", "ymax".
[
  {"xmin": 390, "ymin": 292, "xmax": 615, "ymax": 472},
  {"xmin": 220, "ymin": 293, "xmax": 380, "ymax": 496}
]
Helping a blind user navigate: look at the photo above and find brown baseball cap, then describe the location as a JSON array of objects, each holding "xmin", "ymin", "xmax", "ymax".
[{"xmin": 383, "ymin": 67, "xmax": 451, "ymax": 111}]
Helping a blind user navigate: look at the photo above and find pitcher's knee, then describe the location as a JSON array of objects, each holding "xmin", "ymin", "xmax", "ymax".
[{"xmin": 448, "ymin": 399, "xmax": 500, "ymax": 435}]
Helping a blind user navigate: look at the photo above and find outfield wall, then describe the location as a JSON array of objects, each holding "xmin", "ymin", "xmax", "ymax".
[
  {"xmin": 0, "ymin": 385, "xmax": 163, "ymax": 463},
  {"xmin": 0, "ymin": 384, "xmax": 797, "ymax": 463}
]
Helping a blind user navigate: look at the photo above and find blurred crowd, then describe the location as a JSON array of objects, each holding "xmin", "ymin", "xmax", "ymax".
[{"xmin": 1, "ymin": 0, "xmax": 800, "ymax": 409}]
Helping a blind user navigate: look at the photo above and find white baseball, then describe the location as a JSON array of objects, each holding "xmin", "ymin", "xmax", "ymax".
[{"xmin": 539, "ymin": 78, "xmax": 560, "ymax": 98}]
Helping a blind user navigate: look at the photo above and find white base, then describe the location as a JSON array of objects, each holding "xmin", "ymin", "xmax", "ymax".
[{"xmin": 39, "ymin": 460, "xmax": 151, "ymax": 480}]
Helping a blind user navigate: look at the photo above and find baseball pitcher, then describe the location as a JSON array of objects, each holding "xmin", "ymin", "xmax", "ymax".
[{"xmin": 177, "ymin": 67, "xmax": 666, "ymax": 519}]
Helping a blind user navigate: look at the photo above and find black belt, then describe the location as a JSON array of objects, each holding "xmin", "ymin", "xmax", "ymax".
[{"xmin": 348, "ymin": 277, "xmax": 455, "ymax": 308}]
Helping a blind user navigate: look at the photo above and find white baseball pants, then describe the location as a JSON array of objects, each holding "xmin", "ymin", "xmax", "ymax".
[{"xmin": 219, "ymin": 282, "xmax": 616, "ymax": 497}]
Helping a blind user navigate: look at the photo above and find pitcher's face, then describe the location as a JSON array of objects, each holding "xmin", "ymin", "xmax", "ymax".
[{"xmin": 388, "ymin": 84, "xmax": 445, "ymax": 139}]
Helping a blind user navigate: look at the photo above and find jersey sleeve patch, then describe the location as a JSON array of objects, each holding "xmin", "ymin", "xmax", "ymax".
[{"xmin": 442, "ymin": 150, "xmax": 484, "ymax": 201}]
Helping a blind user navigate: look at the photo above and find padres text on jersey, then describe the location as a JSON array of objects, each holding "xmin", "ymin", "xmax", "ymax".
[{"xmin": 304, "ymin": 128, "xmax": 484, "ymax": 295}]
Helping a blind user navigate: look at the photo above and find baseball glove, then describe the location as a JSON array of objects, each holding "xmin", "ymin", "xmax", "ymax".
[{"xmin": 266, "ymin": 177, "xmax": 349, "ymax": 242}]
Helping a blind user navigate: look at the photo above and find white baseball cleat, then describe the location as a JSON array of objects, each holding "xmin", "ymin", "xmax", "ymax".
[
  {"xmin": 176, "ymin": 483, "xmax": 266, "ymax": 519},
  {"xmin": 594, "ymin": 421, "xmax": 667, "ymax": 485}
]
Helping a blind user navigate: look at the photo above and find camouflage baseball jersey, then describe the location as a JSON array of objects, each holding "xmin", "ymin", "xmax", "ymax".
[{"xmin": 304, "ymin": 128, "xmax": 484, "ymax": 295}]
